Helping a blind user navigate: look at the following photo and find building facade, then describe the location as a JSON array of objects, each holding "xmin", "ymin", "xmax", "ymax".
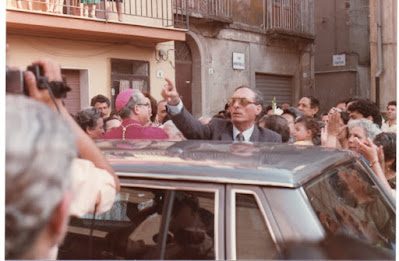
[
  {"xmin": 369, "ymin": 0, "xmax": 397, "ymax": 110},
  {"xmin": 6, "ymin": 0, "xmax": 186, "ymax": 114},
  {"xmin": 174, "ymin": 0, "xmax": 315, "ymax": 117},
  {"xmin": 314, "ymin": 0, "xmax": 396, "ymax": 114}
]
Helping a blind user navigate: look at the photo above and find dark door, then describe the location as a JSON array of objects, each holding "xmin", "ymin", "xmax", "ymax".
[
  {"xmin": 62, "ymin": 69, "xmax": 81, "ymax": 115},
  {"xmin": 175, "ymin": 41, "xmax": 192, "ymax": 113}
]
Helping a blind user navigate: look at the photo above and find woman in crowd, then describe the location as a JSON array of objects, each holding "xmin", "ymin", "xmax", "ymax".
[
  {"xmin": 75, "ymin": 107, "xmax": 104, "ymax": 139},
  {"xmin": 346, "ymin": 119, "xmax": 395, "ymax": 195}
]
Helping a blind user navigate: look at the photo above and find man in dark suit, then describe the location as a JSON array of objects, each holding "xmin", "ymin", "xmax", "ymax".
[{"xmin": 161, "ymin": 78, "xmax": 281, "ymax": 142}]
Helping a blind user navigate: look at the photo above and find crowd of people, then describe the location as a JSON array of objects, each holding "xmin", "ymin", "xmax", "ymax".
[
  {"xmin": 74, "ymin": 76, "xmax": 396, "ymax": 195},
  {"xmin": 5, "ymin": 58, "xmax": 396, "ymax": 259}
]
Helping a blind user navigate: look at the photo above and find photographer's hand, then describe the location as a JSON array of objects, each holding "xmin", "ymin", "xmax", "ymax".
[{"xmin": 24, "ymin": 59, "xmax": 120, "ymax": 191}]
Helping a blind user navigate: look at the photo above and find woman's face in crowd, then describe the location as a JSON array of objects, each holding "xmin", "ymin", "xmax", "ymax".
[
  {"xmin": 294, "ymin": 122, "xmax": 311, "ymax": 142},
  {"xmin": 348, "ymin": 126, "xmax": 367, "ymax": 151},
  {"xmin": 87, "ymin": 117, "xmax": 105, "ymax": 139}
]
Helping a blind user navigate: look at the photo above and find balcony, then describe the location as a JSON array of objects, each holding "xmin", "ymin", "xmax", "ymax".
[
  {"xmin": 6, "ymin": 0, "xmax": 187, "ymax": 45},
  {"xmin": 173, "ymin": 0, "xmax": 232, "ymax": 27},
  {"xmin": 264, "ymin": 0, "xmax": 314, "ymax": 40}
]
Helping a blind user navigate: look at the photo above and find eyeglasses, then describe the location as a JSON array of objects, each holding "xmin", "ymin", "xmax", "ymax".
[
  {"xmin": 137, "ymin": 103, "xmax": 151, "ymax": 107},
  {"xmin": 228, "ymin": 97, "xmax": 257, "ymax": 107}
]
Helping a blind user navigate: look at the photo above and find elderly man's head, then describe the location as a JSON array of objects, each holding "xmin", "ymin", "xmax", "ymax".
[
  {"xmin": 6, "ymin": 95, "xmax": 76, "ymax": 259},
  {"xmin": 228, "ymin": 86, "xmax": 263, "ymax": 131},
  {"xmin": 116, "ymin": 89, "xmax": 152, "ymax": 125}
]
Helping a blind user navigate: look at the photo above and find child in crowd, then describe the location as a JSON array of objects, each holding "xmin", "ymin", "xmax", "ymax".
[{"xmin": 294, "ymin": 116, "xmax": 320, "ymax": 145}]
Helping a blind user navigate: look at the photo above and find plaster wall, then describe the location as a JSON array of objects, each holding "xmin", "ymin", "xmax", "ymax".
[
  {"xmin": 192, "ymin": 28, "xmax": 305, "ymax": 116},
  {"xmin": 7, "ymin": 34, "xmax": 175, "ymax": 108},
  {"xmin": 369, "ymin": 0, "xmax": 397, "ymax": 110},
  {"xmin": 314, "ymin": 0, "xmax": 370, "ymax": 105}
]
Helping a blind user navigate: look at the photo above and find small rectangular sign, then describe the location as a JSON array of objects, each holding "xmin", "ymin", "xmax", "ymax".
[
  {"xmin": 233, "ymin": 52, "xmax": 245, "ymax": 70},
  {"xmin": 332, "ymin": 54, "xmax": 346, "ymax": 66}
]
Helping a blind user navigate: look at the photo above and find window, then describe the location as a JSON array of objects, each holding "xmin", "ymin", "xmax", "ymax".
[
  {"xmin": 235, "ymin": 193, "xmax": 278, "ymax": 259},
  {"xmin": 59, "ymin": 187, "xmax": 215, "ymax": 260},
  {"xmin": 305, "ymin": 164, "xmax": 395, "ymax": 250},
  {"xmin": 111, "ymin": 59, "xmax": 150, "ymax": 109}
]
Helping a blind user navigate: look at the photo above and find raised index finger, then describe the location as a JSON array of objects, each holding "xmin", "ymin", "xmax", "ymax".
[{"xmin": 164, "ymin": 78, "xmax": 175, "ymax": 91}]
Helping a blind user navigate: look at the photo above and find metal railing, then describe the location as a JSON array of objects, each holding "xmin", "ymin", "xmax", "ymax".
[
  {"xmin": 7, "ymin": 0, "xmax": 185, "ymax": 28},
  {"xmin": 265, "ymin": 0, "xmax": 314, "ymax": 36},
  {"xmin": 174, "ymin": 0, "xmax": 231, "ymax": 20}
]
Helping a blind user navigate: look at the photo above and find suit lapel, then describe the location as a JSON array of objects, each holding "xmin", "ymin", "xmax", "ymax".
[
  {"xmin": 250, "ymin": 126, "xmax": 259, "ymax": 142},
  {"xmin": 221, "ymin": 122, "xmax": 234, "ymax": 141}
]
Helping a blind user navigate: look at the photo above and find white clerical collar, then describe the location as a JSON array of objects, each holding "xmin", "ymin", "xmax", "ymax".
[{"xmin": 233, "ymin": 125, "xmax": 254, "ymax": 142}]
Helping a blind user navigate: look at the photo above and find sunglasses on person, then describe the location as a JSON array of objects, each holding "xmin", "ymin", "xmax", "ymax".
[{"xmin": 228, "ymin": 97, "xmax": 257, "ymax": 107}]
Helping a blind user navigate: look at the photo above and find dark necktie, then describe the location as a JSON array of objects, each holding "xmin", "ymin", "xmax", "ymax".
[{"xmin": 236, "ymin": 133, "xmax": 245, "ymax": 141}]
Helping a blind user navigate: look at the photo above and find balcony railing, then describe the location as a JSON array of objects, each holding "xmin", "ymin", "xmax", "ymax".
[
  {"xmin": 265, "ymin": 0, "xmax": 314, "ymax": 37},
  {"xmin": 7, "ymin": 0, "xmax": 188, "ymax": 28},
  {"xmin": 174, "ymin": 0, "xmax": 232, "ymax": 26}
]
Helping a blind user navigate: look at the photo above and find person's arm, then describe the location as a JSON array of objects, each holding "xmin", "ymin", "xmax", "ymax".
[
  {"xmin": 24, "ymin": 59, "xmax": 120, "ymax": 191},
  {"xmin": 356, "ymin": 138, "xmax": 394, "ymax": 196},
  {"xmin": 322, "ymin": 111, "xmax": 343, "ymax": 148},
  {"xmin": 161, "ymin": 78, "xmax": 212, "ymax": 139}
]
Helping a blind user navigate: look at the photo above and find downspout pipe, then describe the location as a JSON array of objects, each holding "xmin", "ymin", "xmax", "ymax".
[{"xmin": 376, "ymin": 0, "xmax": 383, "ymax": 77}]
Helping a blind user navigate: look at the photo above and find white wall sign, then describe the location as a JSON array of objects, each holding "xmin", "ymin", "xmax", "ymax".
[
  {"xmin": 332, "ymin": 54, "xmax": 346, "ymax": 66},
  {"xmin": 233, "ymin": 52, "xmax": 245, "ymax": 70}
]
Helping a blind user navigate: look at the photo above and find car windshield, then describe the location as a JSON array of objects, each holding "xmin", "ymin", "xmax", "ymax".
[{"xmin": 304, "ymin": 163, "xmax": 396, "ymax": 251}]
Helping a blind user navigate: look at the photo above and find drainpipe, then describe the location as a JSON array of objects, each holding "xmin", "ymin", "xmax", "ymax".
[{"xmin": 375, "ymin": 0, "xmax": 383, "ymax": 107}]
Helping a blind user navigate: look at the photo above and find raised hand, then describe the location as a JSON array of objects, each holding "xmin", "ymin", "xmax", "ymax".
[{"xmin": 161, "ymin": 78, "xmax": 180, "ymax": 106}]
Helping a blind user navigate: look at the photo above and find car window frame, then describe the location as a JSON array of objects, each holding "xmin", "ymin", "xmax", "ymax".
[
  {"xmin": 226, "ymin": 185, "xmax": 283, "ymax": 260},
  {"xmin": 301, "ymin": 160, "xmax": 396, "ymax": 249},
  {"xmin": 355, "ymin": 160, "xmax": 396, "ymax": 208},
  {"xmin": 119, "ymin": 177, "xmax": 225, "ymax": 260}
]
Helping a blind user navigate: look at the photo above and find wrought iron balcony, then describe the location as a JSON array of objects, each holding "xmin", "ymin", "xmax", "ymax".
[
  {"xmin": 173, "ymin": 0, "xmax": 232, "ymax": 26},
  {"xmin": 6, "ymin": 0, "xmax": 187, "ymax": 29},
  {"xmin": 264, "ymin": 0, "xmax": 314, "ymax": 38}
]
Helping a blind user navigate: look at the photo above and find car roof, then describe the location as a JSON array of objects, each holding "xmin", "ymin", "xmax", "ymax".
[{"xmin": 97, "ymin": 140, "xmax": 355, "ymax": 188}]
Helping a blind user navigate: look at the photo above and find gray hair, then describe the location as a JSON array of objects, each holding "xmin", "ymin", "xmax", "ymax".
[
  {"xmin": 347, "ymin": 118, "xmax": 382, "ymax": 140},
  {"xmin": 234, "ymin": 85, "xmax": 265, "ymax": 107},
  {"xmin": 6, "ymin": 95, "xmax": 76, "ymax": 259},
  {"xmin": 119, "ymin": 89, "xmax": 145, "ymax": 119}
]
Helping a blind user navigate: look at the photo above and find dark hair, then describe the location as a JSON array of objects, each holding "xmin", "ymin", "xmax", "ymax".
[
  {"xmin": 374, "ymin": 132, "xmax": 396, "ymax": 171},
  {"xmin": 387, "ymin": 101, "xmax": 396, "ymax": 107},
  {"xmin": 282, "ymin": 108, "xmax": 298, "ymax": 119},
  {"xmin": 340, "ymin": 111, "xmax": 350, "ymax": 125},
  {"xmin": 295, "ymin": 116, "xmax": 320, "ymax": 141},
  {"xmin": 143, "ymin": 92, "xmax": 157, "ymax": 122},
  {"xmin": 172, "ymin": 192, "xmax": 199, "ymax": 216},
  {"xmin": 90, "ymin": 94, "xmax": 111, "ymax": 107},
  {"xmin": 304, "ymin": 96, "xmax": 320, "ymax": 109},
  {"xmin": 336, "ymin": 99, "xmax": 348, "ymax": 106},
  {"xmin": 75, "ymin": 108, "xmax": 102, "ymax": 133},
  {"xmin": 347, "ymin": 99, "xmax": 382, "ymax": 127},
  {"xmin": 259, "ymin": 115, "xmax": 290, "ymax": 143}
]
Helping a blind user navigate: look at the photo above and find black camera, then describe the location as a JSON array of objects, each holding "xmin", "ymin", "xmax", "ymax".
[{"xmin": 6, "ymin": 64, "xmax": 70, "ymax": 98}]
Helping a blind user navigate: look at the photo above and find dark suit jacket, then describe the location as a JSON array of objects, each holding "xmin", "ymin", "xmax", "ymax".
[{"xmin": 171, "ymin": 108, "xmax": 282, "ymax": 142}]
